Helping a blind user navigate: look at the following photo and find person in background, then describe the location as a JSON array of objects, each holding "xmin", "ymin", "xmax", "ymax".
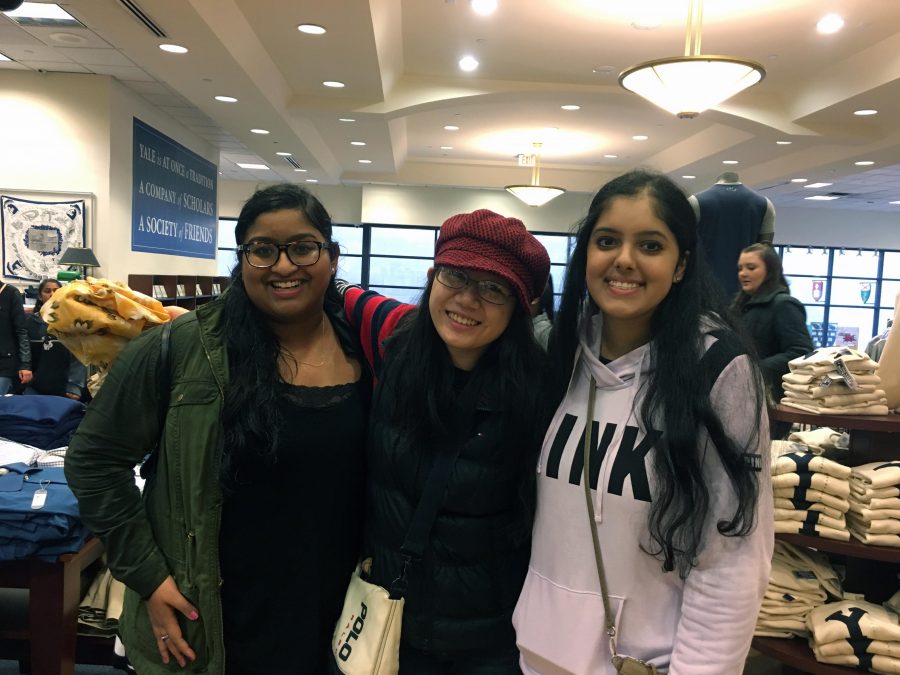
[
  {"xmin": 340, "ymin": 209, "xmax": 550, "ymax": 674},
  {"xmin": 0, "ymin": 280, "xmax": 31, "ymax": 394},
  {"xmin": 733, "ymin": 242, "xmax": 813, "ymax": 420},
  {"xmin": 66, "ymin": 183, "xmax": 369, "ymax": 674},
  {"xmin": 531, "ymin": 274, "xmax": 554, "ymax": 349},
  {"xmin": 24, "ymin": 278, "xmax": 86, "ymax": 399},
  {"xmin": 514, "ymin": 170, "xmax": 773, "ymax": 674}
]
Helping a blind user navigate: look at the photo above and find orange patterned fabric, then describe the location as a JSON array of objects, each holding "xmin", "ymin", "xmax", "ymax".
[{"xmin": 40, "ymin": 277, "xmax": 169, "ymax": 371}]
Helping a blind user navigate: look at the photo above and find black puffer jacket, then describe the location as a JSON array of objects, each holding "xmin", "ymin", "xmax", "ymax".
[
  {"xmin": 737, "ymin": 288, "xmax": 813, "ymax": 402},
  {"xmin": 364, "ymin": 351, "xmax": 532, "ymax": 654}
]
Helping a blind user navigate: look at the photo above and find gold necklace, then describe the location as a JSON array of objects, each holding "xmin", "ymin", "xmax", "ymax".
[{"xmin": 297, "ymin": 316, "xmax": 335, "ymax": 367}]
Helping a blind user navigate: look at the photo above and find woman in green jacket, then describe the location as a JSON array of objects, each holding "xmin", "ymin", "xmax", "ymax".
[{"xmin": 66, "ymin": 184, "xmax": 370, "ymax": 673}]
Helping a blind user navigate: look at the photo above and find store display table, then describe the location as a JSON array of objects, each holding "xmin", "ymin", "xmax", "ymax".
[{"xmin": 0, "ymin": 537, "xmax": 104, "ymax": 675}]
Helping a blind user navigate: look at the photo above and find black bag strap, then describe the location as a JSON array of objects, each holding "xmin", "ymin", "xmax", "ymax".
[
  {"xmin": 157, "ymin": 320, "xmax": 173, "ymax": 429},
  {"xmin": 140, "ymin": 321, "xmax": 173, "ymax": 480},
  {"xmin": 388, "ymin": 442, "xmax": 463, "ymax": 599}
]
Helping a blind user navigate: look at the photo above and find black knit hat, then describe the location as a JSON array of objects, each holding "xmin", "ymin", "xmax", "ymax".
[{"xmin": 434, "ymin": 209, "xmax": 550, "ymax": 309}]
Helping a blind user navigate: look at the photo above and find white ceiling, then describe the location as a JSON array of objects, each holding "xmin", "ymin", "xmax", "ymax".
[{"xmin": 2, "ymin": 0, "xmax": 900, "ymax": 211}]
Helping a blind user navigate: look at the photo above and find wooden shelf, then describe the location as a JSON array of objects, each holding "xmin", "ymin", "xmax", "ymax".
[
  {"xmin": 771, "ymin": 404, "xmax": 900, "ymax": 433},
  {"xmin": 128, "ymin": 274, "xmax": 229, "ymax": 307},
  {"xmin": 751, "ymin": 637, "xmax": 864, "ymax": 674},
  {"xmin": 775, "ymin": 533, "xmax": 900, "ymax": 563}
]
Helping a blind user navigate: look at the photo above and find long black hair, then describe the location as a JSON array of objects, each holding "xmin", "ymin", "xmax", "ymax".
[
  {"xmin": 34, "ymin": 278, "xmax": 61, "ymax": 313},
  {"xmin": 380, "ymin": 275, "xmax": 549, "ymax": 510},
  {"xmin": 733, "ymin": 242, "xmax": 789, "ymax": 309},
  {"xmin": 550, "ymin": 169, "xmax": 763, "ymax": 578},
  {"xmin": 219, "ymin": 183, "xmax": 339, "ymax": 492}
]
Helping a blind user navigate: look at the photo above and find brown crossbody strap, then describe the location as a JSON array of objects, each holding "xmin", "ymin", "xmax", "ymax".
[{"xmin": 582, "ymin": 375, "xmax": 620, "ymax": 657}]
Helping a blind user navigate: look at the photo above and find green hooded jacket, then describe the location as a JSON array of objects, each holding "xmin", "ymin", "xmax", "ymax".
[{"xmin": 66, "ymin": 298, "xmax": 229, "ymax": 673}]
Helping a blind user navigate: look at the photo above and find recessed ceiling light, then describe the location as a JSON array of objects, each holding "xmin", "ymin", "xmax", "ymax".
[
  {"xmin": 440, "ymin": 146, "xmax": 453, "ymax": 150},
  {"xmin": 322, "ymin": 81, "xmax": 345, "ymax": 88},
  {"xmin": 682, "ymin": 175, "xmax": 696, "ymax": 179},
  {"xmin": 444, "ymin": 125, "xmax": 460, "ymax": 131},
  {"xmin": 214, "ymin": 95, "xmax": 237, "ymax": 103},
  {"xmin": 604, "ymin": 154, "xmax": 618, "ymax": 159},
  {"xmin": 159, "ymin": 44, "xmax": 189, "ymax": 54},
  {"xmin": 890, "ymin": 201, "xmax": 900, "ymax": 205},
  {"xmin": 4, "ymin": 3, "xmax": 82, "ymax": 27},
  {"xmin": 0, "ymin": 52, "xmax": 10, "ymax": 62},
  {"xmin": 306, "ymin": 179, "xmax": 319, "ymax": 183},
  {"xmin": 358, "ymin": 159, "xmax": 372, "ymax": 164},
  {"xmin": 276, "ymin": 152, "xmax": 292, "ymax": 156},
  {"xmin": 791, "ymin": 178, "xmax": 808, "ymax": 183},
  {"xmin": 338, "ymin": 118, "xmax": 356, "ymax": 122},
  {"xmin": 350, "ymin": 141, "xmax": 366, "ymax": 146},
  {"xmin": 470, "ymin": 0, "xmax": 498, "ymax": 16},
  {"xmin": 722, "ymin": 160, "xmax": 739, "ymax": 165},
  {"xmin": 297, "ymin": 24, "xmax": 326, "ymax": 34},
  {"xmin": 561, "ymin": 105, "xmax": 581, "ymax": 111},
  {"xmin": 854, "ymin": 109, "xmax": 878, "ymax": 116},
  {"xmin": 804, "ymin": 182, "xmax": 833, "ymax": 188},
  {"xmin": 294, "ymin": 168, "xmax": 308, "ymax": 173},
  {"xmin": 776, "ymin": 141, "xmax": 792, "ymax": 145},
  {"xmin": 458, "ymin": 55, "xmax": 479, "ymax": 72},
  {"xmin": 632, "ymin": 135, "xmax": 648, "ymax": 141},
  {"xmin": 250, "ymin": 128, "xmax": 269, "ymax": 134},
  {"xmin": 855, "ymin": 161, "xmax": 875, "ymax": 166},
  {"xmin": 817, "ymin": 13, "xmax": 845, "ymax": 34},
  {"xmin": 236, "ymin": 163, "xmax": 269, "ymax": 170},
  {"xmin": 805, "ymin": 195, "xmax": 840, "ymax": 201}
]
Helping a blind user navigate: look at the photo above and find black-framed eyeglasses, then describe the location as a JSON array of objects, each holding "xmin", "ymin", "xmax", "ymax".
[
  {"xmin": 237, "ymin": 240, "xmax": 331, "ymax": 268},
  {"xmin": 435, "ymin": 267, "xmax": 513, "ymax": 305}
]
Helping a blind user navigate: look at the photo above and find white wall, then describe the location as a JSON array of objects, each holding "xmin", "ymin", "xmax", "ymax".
[
  {"xmin": 774, "ymin": 207, "xmax": 900, "ymax": 249},
  {"xmin": 0, "ymin": 70, "xmax": 221, "ymax": 286}
]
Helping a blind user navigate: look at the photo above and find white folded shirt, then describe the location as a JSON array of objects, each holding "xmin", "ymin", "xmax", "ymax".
[
  {"xmin": 772, "ymin": 452, "xmax": 852, "ymax": 479},
  {"xmin": 808, "ymin": 600, "xmax": 900, "ymax": 644},
  {"xmin": 774, "ymin": 487, "xmax": 850, "ymax": 513},
  {"xmin": 853, "ymin": 461, "xmax": 900, "ymax": 490},
  {"xmin": 772, "ymin": 472, "xmax": 851, "ymax": 498}
]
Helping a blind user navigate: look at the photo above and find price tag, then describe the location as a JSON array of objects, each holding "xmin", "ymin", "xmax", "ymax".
[{"xmin": 31, "ymin": 488, "xmax": 47, "ymax": 510}]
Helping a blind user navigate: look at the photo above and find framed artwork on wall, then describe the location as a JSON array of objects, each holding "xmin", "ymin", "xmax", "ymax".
[{"xmin": 1, "ymin": 195, "xmax": 87, "ymax": 281}]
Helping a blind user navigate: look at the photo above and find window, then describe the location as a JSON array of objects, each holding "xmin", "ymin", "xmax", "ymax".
[
  {"xmin": 776, "ymin": 245, "xmax": 898, "ymax": 349},
  {"xmin": 215, "ymin": 219, "xmax": 575, "ymax": 309},
  {"xmin": 217, "ymin": 218, "xmax": 237, "ymax": 277}
]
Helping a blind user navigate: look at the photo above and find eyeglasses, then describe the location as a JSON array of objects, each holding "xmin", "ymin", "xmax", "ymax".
[
  {"xmin": 237, "ymin": 240, "xmax": 331, "ymax": 268},
  {"xmin": 435, "ymin": 267, "xmax": 513, "ymax": 305}
]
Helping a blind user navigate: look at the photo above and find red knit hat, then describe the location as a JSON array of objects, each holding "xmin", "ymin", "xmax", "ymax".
[{"xmin": 434, "ymin": 209, "xmax": 550, "ymax": 309}]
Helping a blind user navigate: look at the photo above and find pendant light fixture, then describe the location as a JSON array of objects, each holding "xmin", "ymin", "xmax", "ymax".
[
  {"xmin": 505, "ymin": 142, "xmax": 565, "ymax": 207},
  {"xmin": 619, "ymin": 0, "xmax": 765, "ymax": 118}
]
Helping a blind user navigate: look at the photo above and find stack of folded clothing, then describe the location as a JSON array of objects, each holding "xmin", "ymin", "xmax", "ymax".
[
  {"xmin": 782, "ymin": 347, "xmax": 889, "ymax": 415},
  {"xmin": 807, "ymin": 599, "xmax": 900, "ymax": 673},
  {"xmin": 755, "ymin": 540, "xmax": 841, "ymax": 638},
  {"xmin": 847, "ymin": 461, "xmax": 900, "ymax": 547},
  {"xmin": 79, "ymin": 567, "xmax": 125, "ymax": 637},
  {"xmin": 772, "ymin": 449, "xmax": 852, "ymax": 541},
  {"xmin": 0, "ymin": 463, "xmax": 90, "ymax": 561},
  {"xmin": 787, "ymin": 427, "xmax": 850, "ymax": 457},
  {"xmin": 0, "ymin": 396, "xmax": 85, "ymax": 450}
]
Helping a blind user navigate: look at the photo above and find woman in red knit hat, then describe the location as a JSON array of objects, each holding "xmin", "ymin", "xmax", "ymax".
[{"xmin": 337, "ymin": 208, "xmax": 550, "ymax": 674}]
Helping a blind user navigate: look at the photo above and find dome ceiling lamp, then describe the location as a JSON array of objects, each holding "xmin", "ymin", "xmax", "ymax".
[
  {"xmin": 618, "ymin": 0, "xmax": 766, "ymax": 119},
  {"xmin": 505, "ymin": 142, "xmax": 566, "ymax": 207}
]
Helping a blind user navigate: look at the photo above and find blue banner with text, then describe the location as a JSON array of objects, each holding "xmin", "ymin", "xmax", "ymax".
[{"xmin": 132, "ymin": 118, "xmax": 218, "ymax": 259}]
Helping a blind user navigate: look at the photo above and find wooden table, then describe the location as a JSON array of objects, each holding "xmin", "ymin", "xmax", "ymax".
[{"xmin": 0, "ymin": 537, "xmax": 104, "ymax": 675}]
